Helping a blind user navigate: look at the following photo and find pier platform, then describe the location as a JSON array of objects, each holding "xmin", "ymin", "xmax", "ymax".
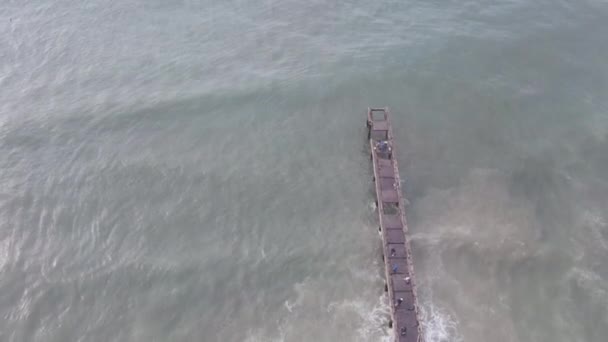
[{"xmin": 366, "ymin": 108, "xmax": 421, "ymax": 342}]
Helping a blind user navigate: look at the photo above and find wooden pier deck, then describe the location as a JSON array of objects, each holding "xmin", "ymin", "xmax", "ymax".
[{"xmin": 366, "ymin": 108, "xmax": 422, "ymax": 342}]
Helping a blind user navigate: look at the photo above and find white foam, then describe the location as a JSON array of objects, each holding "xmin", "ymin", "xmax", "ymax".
[
  {"xmin": 326, "ymin": 293, "xmax": 392, "ymax": 342},
  {"xmin": 281, "ymin": 278, "xmax": 309, "ymax": 315},
  {"xmin": 0, "ymin": 237, "xmax": 9, "ymax": 270},
  {"xmin": 283, "ymin": 300, "xmax": 294, "ymax": 313},
  {"xmin": 419, "ymin": 301, "xmax": 463, "ymax": 342},
  {"xmin": 567, "ymin": 267, "xmax": 608, "ymax": 301},
  {"xmin": 244, "ymin": 329, "xmax": 285, "ymax": 342}
]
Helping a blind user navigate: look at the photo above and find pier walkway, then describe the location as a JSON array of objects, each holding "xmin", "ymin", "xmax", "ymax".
[{"xmin": 366, "ymin": 108, "xmax": 421, "ymax": 342}]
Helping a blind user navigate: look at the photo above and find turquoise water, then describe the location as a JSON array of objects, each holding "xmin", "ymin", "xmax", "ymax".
[{"xmin": 1, "ymin": 1, "xmax": 608, "ymax": 341}]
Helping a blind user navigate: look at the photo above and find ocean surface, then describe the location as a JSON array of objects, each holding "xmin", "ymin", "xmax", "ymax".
[{"xmin": 2, "ymin": 1, "xmax": 608, "ymax": 341}]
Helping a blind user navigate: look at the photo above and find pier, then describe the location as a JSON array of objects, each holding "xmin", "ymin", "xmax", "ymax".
[{"xmin": 366, "ymin": 108, "xmax": 421, "ymax": 342}]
